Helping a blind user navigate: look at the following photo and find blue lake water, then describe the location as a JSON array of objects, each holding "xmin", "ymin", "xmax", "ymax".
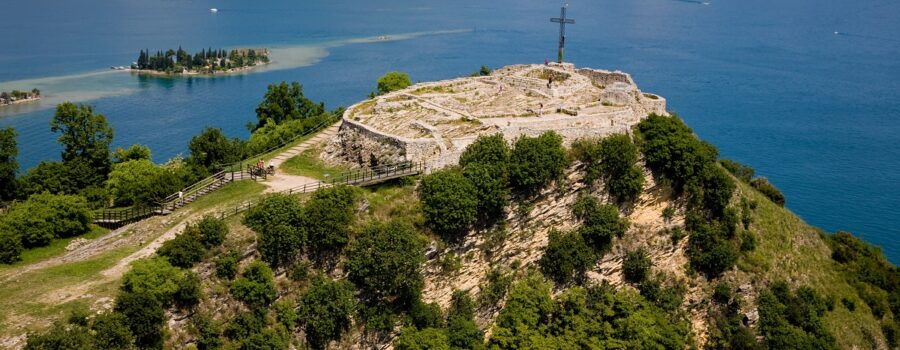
[{"xmin": 1, "ymin": 0, "xmax": 899, "ymax": 262}]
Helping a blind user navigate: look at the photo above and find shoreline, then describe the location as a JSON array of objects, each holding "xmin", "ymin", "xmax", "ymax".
[
  {"xmin": 121, "ymin": 61, "xmax": 271, "ymax": 77},
  {"xmin": 0, "ymin": 96, "xmax": 41, "ymax": 107}
]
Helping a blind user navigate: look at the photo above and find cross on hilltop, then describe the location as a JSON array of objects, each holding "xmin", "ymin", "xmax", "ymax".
[{"xmin": 550, "ymin": 4, "xmax": 575, "ymax": 63}]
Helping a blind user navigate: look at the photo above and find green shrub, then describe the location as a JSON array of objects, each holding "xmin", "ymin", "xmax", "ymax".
[
  {"xmin": 175, "ymin": 271, "xmax": 202, "ymax": 309},
  {"xmin": 539, "ymin": 229, "xmax": 595, "ymax": 284},
  {"xmin": 636, "ymin": 114, "xmax": 718, "ymax": 192},
  {"xmin": 215, "ymin": 250, "xmax": 240, "ymax": 280},
  {"xmin": 186, "ymin": 127, "xmax": 245, "ymax": 174},
  {"xmin": 411, "ymin": 299, "xmax": 444, "ymax": 329},
  {"xmin": 224, "ymin": 311, "xmax": 265, "ymax": 340},
  {"xmin": 303, "ymin": 186, "xmax": 357, "ymax": 254},
  {"xmin": 508, "ymin": 131, "xmax": 567, "ymax": 194},
  {"xmin": 623, "ymin": 248, "xmax": 652, "ymax": 284},
  {"xmin": 460, "ymin": 134, "xmax": 510, "ymax": 219},
  {"xmin": 569, "ymin": 137, "xmax": 604, "ymax": 184},
  {"xmin": 242, "ymin": 193, "xmax": 304, "ymax": 234},
  {"xmin": 254, "ymin": 81, "xmax": 327, "ymax": 128},
  {"xmin": 347, "ymin": 221, "xmax": 425, "ymax": 305},
  {"xmin": 197, "ymin": 215, "xmax": 228, "ymax": 248},
  {"xmin": 91, "ymin": 312, "xmax": 134, "ymax": 349},
  {"xmin": 274, "ymin": 299, "xmax": 299, "ymax": 329},
  {"xmin": 289, "ymin": 260, "xmax": 310, "ymax": 282},
  {"xmin": 479, "ymin": 268, "xmax": 513, "ymax": 307},
  {"xmin": 239, "ymin": 327, "xmax": 289, "ymax": 350},
  {"xmin": 396, "ymin": 327, "xmax": 450, "ymax": 350},
  {"xmin": 571, "ymin": 195, "xmax": 629, "ymax": 252},
  {"xmin": 298, "ymin": 277, "xmax": 357, "ymax": 350},
  {"xmin": 115, "ymin": 291, "xmax": 166, "ymax": 349},
  {"xmin": 106, "ymin": 159, "xmax": 181, "ymax": 206},
  {"xmin": 599, "ymin": 134, "xmax": 644, "ymax": 202},
  {"xmin": 719, "ymin": 159, "xmax": 755, "ymax": 182},
  {"xmin": 418, "ymin": 168, "xmax": 478, "ymax": 238},
  {"xmin": 638, "ymin": 274, "xmax": 686, "ymax": 311},
  {"xmin": 25, "ymin": 321, "xmax": 92, "ymax": 350},
  {"xmin": 120, "ymin": 257, "xmax": 186, "ymax": 305},
  {"xmin": 687, "ymin": 221, "xmax": 739, "ymax": 278},
  {"xmin": 192, "ymin": 313, "xmax": 223, "ymax": 350},
  {"xmin": 0, "ymin": 192, "xmax": 92, "ymax": 248},
  {"xmin": 757, "ymin": 282, "xmax": 836, "ymax": 349},
  {"xmin": 447, "ymin": 291, "xmax": 484, "ymax": 350},
  {"xmin": 360, "ymin": 302, "xmax": 396, "ymax": 333},
  {"xmin": 230, "ymin": 260, "xmax": 277, "ymax": 309},
  {"xmin": 750, "ymin": 177, "xmax": 785, "ymax": 206},
  {"xmin": 713, "ymin": 281, "xmax": 733, "ymax": 304},
  {"xmin": 376, "ymin": 71, "xmax": 412, "ymax": 95},
  {"xmin": 0, "ymin": 127, "xmax": 18, "ymax": 201},
  {"xmin": 0, "ymin": 231, "xmax": 23, "ymax": 264},
  {"xmin": 157, "ymin": 229, "xmax": 206, "ymax": 268},
  {"xmin": 257, "ymin": 223, "xmax": 303, "ymax": 270}
]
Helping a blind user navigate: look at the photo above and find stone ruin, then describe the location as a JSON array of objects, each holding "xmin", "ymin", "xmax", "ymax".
[{"xmin": 323, "ymin": 63, "xmax": 667, "ymax": 169}]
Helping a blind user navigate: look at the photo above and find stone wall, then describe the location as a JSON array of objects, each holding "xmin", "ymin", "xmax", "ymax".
[{"xmin": 576, "ymin": 68, "xmax": 635, "ymax": 88}]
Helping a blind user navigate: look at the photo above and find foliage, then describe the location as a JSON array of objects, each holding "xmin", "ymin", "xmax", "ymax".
[
  {"xmin": 91, "ymin": 312, "xmax": 134, "ymax": 349},
  {"xmin": 539, "ymin": 229, "xmax": 595, "ymax": 284},
  {"xmin": 347, "ymin": 220, "xmax": 425, "ymax": 305},
  {"xmin": 637, "ymin": 274, "xmax": 686, "ymax": 312},
  {"xmin": 0, "ymin": 126, "xmax": 17, "ymax": 200},
  {"xmin": 447, "ymin": 291, "xmax": 484, "ymax": 350},
  {"xmin": 304, "ymin": 186, "xmax": 357, "ymax": 254},
  {"xmin": 120, "ymin": 257, "xmax": 186, "ymax": 305},
  {"xmin": 174, "ymin": 271, "xmax": 202, "ymax": 309},
  {"xmin": 0, "ymin": 231, "xmax": 22, "ymax": 264},
  {"xmin": 105, "ymin": 159, "xmax": 174, "ymax": 206},
  {"xmin": 197, "ymin": 215, "xmax": 228, "ymax": 248},
  {"xmin": 297, "ymin": 277, "xmax": 357, "ymax": 350},
  {"xmin": 410, "ymin": 299, "xmax": 444, "ymax": 329},
  {"xmin": 230, "ymin": 260, "xmax": 277, "ymax": 309},
  {"xmin": 115, "ymin": 291, "xmax": 166, "ymax": 349},
  {"xmin": 215, "ymin": 250, "xmax": 240, "ymax": 280},
  {"xmin": 254, "ymin": 81, "xmax": 326, "ymax": 128},
  {"xmin": 488, "ymin": 276, "xmax": 689, "ymax": 349},
  {"xmin": 187, "ymin": 127, "xmax": 244, "ymax": 174},
  {"xmin": 113, "ymin": 144, "xmax": 152, "ymax": 164},
  {"xmin": 193, "ymin": 313, "xmax": 223, "ymax": 350},
  {"xmin": 0, "ymin": 193, "xmax": 93, "ymax": 250},
  {"xmin": 157, "ymin": 228, "xmax": 206, "ymax": 268},
  {"xmin": 459, "ymin": 134, "xmax": 510, "ymax": 221},
  {"xmin": 508, "ymin": 131, "xmax": 568, "ymax": 194},
  {"xmin": 246, "ymin": 111, "xmax": 337, "ymax": 154},
  {"xmin": 274, "ymin": 299, "xmax": 298, "ymax": 329},
  {"xmin": 242, "ymin": 193, "xmax": 303, "ymax": 234},
  {"xmin": 418, "ymin": 169, "xmax": 478, "ymax": 239},
  {"xmin": 24, "ymin": 321, "xmax": 92, "ymax": 350},
  {"xmin": 239, "ymin": 327, "xmax": 289, "ymax": 350},
  {"xmin": 720, "ymin": 159, "xmax": 755, "ymax": 183},
  {"xmin": 479, "ymin": 267, "xmax": 513, "ymax": 307},
  {"xmin": 243, "ymin": 194, "xmax": 305, "ymax": 269},
  {"xmin": 18, "ymin": 161, "xmax": 78, "ymax": 196},
  {"xmin": 395, "ymin": 327, "xmax": 450, "ymax": 350},
  {"xmin": 224, "ymin": 311, "xmax": 265, "ymax": 340},
  {"xmin": 706, "ymin": 286, "xmax": 760, "ymax": 349},
  {"xmin": 50, "ymin": 102, "xmax": 114, "ymax": 186},
  {"xmin": 750, "ymin": 177, "xmax": 785, "ymax": 207},
  {"xmin": 687, "ymin": 218, "xmax": 739, "ymax": 278},
  {"xmin": 258, "ymin": 223, "xmax": 303, "ymax": 270},
  {"xmin": 757, "ymin": 282, "xmax": 836, "ymax": 349},
  {"xmin": 636, "ymin": 113, "xmax": 717, "ymax": 192},
  {"xmin": 623, "ymin": 248, "xmax": 652, "ymax": 284},
  {"xmin": 376, "ymin": 71, "xmax": 412, "ymax": 95},
  {"xmin": 826, "ymin": 231, "xmax": 900, "ymax": 328},
  {"xmin": 598, "ymin": 135, "xmax": 644, "ymax": 202},
  {"xmin": 571, "ymin": 195, "xmax": 628, "ymax": 252}
]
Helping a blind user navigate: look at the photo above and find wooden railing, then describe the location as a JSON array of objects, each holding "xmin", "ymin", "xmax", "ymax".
[
  {"xmin": 215, "ymin": 119, "xmax": 336, "ymax": 174},
  {"xmin": 95, "ymin": 205, "xmax": 163, "ymax": 228}
]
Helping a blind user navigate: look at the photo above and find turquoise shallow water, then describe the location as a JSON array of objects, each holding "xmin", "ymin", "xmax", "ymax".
[{"xmin": 1, "ymin": 0, "xmax": 899, "ymax": 262}]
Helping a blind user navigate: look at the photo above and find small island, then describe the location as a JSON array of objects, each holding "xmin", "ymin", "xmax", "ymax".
[
  {"xmin": 129, "ymin": 47, "xmax": 270, "ymax": 75},
  {"xmin": 0, "ymin": 88, "xmax": 41, "ymax": 107}
]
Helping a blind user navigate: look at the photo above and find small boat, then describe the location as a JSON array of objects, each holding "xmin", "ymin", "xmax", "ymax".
[{"xmin": 210, "ymin": 8, "xmax": 218, "ymax": 13}]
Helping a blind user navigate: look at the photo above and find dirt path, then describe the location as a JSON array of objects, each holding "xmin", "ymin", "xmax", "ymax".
[{"xmin": 259, "ymin": 122, "xmax": 339, "ymax": 193}]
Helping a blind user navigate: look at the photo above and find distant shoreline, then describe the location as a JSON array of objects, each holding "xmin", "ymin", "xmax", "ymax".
[{"xmin": 0, "ymin": 96, "xmax": 40, "ymax": 107}]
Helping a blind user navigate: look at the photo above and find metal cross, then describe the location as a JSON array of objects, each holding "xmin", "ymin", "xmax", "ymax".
[{"xmin": 550, "ymin": 4, "xmax": 575, "ymax": 63}]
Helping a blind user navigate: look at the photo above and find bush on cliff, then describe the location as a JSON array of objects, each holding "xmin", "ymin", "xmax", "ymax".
[
  {"xmin": 376, "ymin": 71, "xmax": 412, "ymax": 96},
  {"xmin": 303, "ymin": 185, "xmax": 358, "ymax": 254},
  {"xmin": 571, "ymin": 195, "xmax": 629, "ymax": 253},
  {"xmin": 298, "ymin": 276, "xmax": 357, "ymax": 350},
  {"xmin": 460, "ymin": 134, "xmax": 510, "ymax": 220},
  {"xmin": 509, "ymin": 131, "xmax": 568, "ymax": 194},
  {"xmin": 230, "ymin": 260, "xmax": 277, "ymax": 310},
  {"xmin": 347, "ymin": 220, "xmax": 425, "ymax": 306},
  {"xmin": 418, "ymin": 169, "xmax": 478, "ymax": 239},
  {"xmin": 751, "ymin": 177, "xmax": 786, "ymax": 207},
  {"xmin": 599, "ymin": 134, "xmax": 645, "ymax": 202},
  {"xmin": 539, "ymin": 229, "xmax": 595, "ymax": 284}
]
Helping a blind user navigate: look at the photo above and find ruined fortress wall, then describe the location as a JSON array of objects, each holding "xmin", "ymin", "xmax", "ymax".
[
  {"xmin": 576, "ymin": 68, "xmax": 635, "ymax": 88},
  {"xmin": 330, "ymin": 117, "xmax": 441, "ymax": 166}
]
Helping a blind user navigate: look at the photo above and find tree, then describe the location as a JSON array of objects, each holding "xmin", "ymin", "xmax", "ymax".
[
  {"xmin": 239, "ymin": 328, "xmax": 289, "ymax": 350},
  {"xmin": 418, "ymin": 169, "xmax": 478, "ymax": 239},
  {"xmin": 623, "ymin": 248, "xmax": 652, "ymax": 284},
  {"xmin": 18, "ymin": 161, "xmax": 78, "ymax": 196},
  {"xmin": 410, "ymin": 299, "xmax": 443, "ymax": 329},
  {"xmin": 0, "ymin": 231, "xmax": 22, "ymax": 264},
  {"xmin": 255, "ymin": 81, "xmax": 325, "ymax": 128},
  {"xmin": 50, "ymin": 102, "xmax": 114, "ymax": 185},
  {"xmin": 91, "ymin": 312, "xmax": 134, "ymax": 349},
  {"xmin": 396, "ymin": 327, "xmax": 450, "ymax": 350},
  {"xmin": 539, "ymin": 229, "xmax": 595, "ymax": 284},
  {"xmin": 571, "ymin": 195, "xmax": 628, "ymax": 253},
  {"xmin": 242, "ymin": 193, "xmax": 304, "ymax": 234},
  {"xmin": 447, "ymin": 291, "xmax": 484, "ymax": 350},
  {"xmin": 750, "ymin": 177, "xmax": 785, "ymax": 206},
  {"xmin": 187, "ymin": 127, "xmax": 244, "ymax": 174},
  {"xmin": 297, "ymin": 277, "xmax": 357, "ymax": 349},
  {"xmin": 157, "ymin": 229, "xmax": 206, "ymax": 268},
  {"xmin": 508, "ymin": 131, "xmax": 567, "ymax": 194},
  {"xmin": 459, "ymin": 134, "xmax": 510, "ymax": 220},
  {"xmin": 346, "ymin": 221, "xmax": 425, "ymax": 305},
  {"xmin": 230, "ymin": 260, "xmax": 277, "ymax": 309},
  {"xmin": 0, "ymin": 127, "xmax": 18, "ymax": 200},
  {"xmin": 0, "ymin": 193, "xmax": 93, "ymax": 249},
  {"xmin": 303, "ymin": 186, "xmax": 357, "ymax": 254},
  {"xmin": 376, "ymin": 71, "xmax": 411, "ymax": 95},
  {"xmin": 598, "ymin": 134, "xmax": 644, "ymax": 202},
  {"xmin": 244, "ymin": 194, "xmax": 305, "ymax": 269},
  {"xmin": 113, "ymin": 144, "xmax": 152, "ymax": 164},
  {"xmin": 120, "ymin": 257, "xmax": 186, "ymax": 305},
  {"xmin": 24, "ymin": 322, "xmax": 92, "ymax": 350},
  {"xmin": 174, "ymin": 271, "xmax": 202, "ymax": 309},
  {"xmin": 105, "ymin": 159, "xmax": 164, "ymax": 206},
  {"xmin": 115, "ymin": 291, "xmax": 166, "ymax": 349},
  {"xmin": 197, "ymin": 215, "xmax": 228, "ymax": 248}
]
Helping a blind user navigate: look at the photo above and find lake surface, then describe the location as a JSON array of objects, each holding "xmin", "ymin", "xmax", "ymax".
[{"xmin": 1, "ymin": 0, "xmax": 899, "ymax": 262}]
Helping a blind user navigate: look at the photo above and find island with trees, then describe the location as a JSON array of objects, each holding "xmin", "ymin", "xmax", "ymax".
[
  {"xmin": 0, "ymin": 88, "xmax": 40, "ymax": 106},
  {"xmin": 129, "ymin": 47, "xmax": 270, "ymax": 75}
]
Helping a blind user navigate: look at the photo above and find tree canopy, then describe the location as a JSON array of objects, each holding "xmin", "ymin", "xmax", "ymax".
[
  {"xmin": 255, "ymin": 81, "xmax": 325, "ymax": 128},
  {"xmin": 50, "ymin": 102, "xmax": 114, "ymax": 185},
  {"xmin": 508, "ymin": 131, "xmax": 568, "ymax": 194},
  {"xmin": 347, "ymin": 221, "xmax": 425, "ymax": 305},
  {"xmin": 297, "ymin": 277, "xmax": 357, "ymax": 350},
  {"xmin": 418, "ymin": 168, "xmax": 478, "ymax": 239},
  {"xmin": 376, "ymin": 71, "xmax": 411, "ymax": 95},
  {"xmin": 0, "ymin": 127, "xmax": 18, "ymax": 200}
]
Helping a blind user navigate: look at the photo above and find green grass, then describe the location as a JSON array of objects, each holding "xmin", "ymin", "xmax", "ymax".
[
  {"xmin": 0, "ymin": 226, "xmax": 109, "ymax": 272},
  {"xmin": 358, "ymin": 178, "xmax": 423, "ymax": 225},
  {"xmin": 186, "ymin": 180, "xmax": 266, "ymax": 212},
  {"xmin": 279, "ymin": 147, "xmax": 348, "ymax": 180},
  {"xmin": 732, "ymin": 180, "xmax": 886, "ymax": 348}
]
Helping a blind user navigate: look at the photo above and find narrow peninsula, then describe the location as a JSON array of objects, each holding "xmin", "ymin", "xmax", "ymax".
[
  {"xmin": 0, "ymin": 89, "xmax": 40, "ymax": 107},
  {"xmin": 128, "ymin": 47, "xmax": 270, "ymax": 75}
]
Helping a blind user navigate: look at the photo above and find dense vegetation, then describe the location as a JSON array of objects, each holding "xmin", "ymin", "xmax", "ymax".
[
  {"xmin": 571, "ymin": 134, "xmax": 645, "ymax": 202},
  {"xmin": 134, "ymin": 47, "xmax": 269, "ymax": 73},
  {"xmin": 0, "ymin": 88, "xmax": 40, "ymax": 104}
]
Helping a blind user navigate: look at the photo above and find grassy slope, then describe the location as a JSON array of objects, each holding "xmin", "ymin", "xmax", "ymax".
[
  {"xmin": 733, "ymin": 180, "xmax": 885, "ymax": 348},
  {"xmin": 279, "ymin": 146, "xmax": 347, "ymax": 180}
]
